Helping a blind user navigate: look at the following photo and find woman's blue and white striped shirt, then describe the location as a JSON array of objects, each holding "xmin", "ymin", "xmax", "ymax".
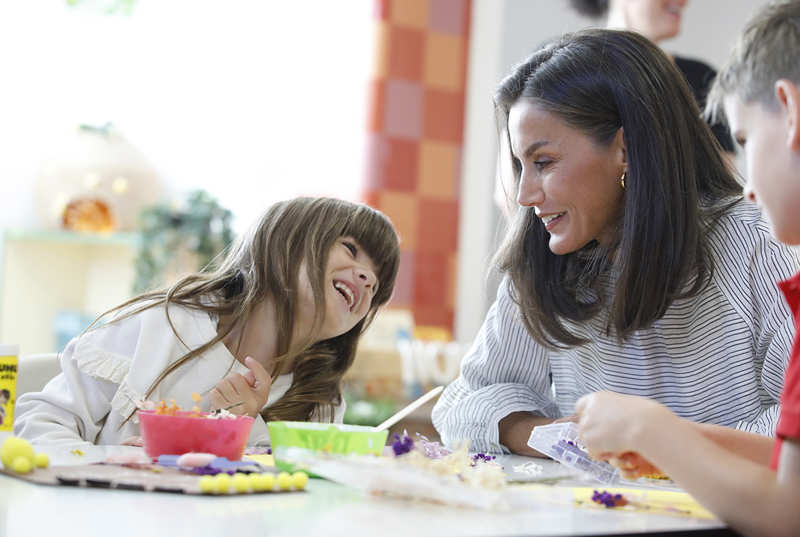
[{"xmin": 433, "ymin": 202, "xmax": 800, "ymax": 453}]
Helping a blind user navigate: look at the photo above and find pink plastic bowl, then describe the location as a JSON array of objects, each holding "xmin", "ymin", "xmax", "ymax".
[{"xmin": 138, "ymin": 410, "xmax": 254, "ymax": 461}]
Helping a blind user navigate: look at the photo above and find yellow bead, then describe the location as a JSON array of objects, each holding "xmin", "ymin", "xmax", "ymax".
[
  {"xmin": 1, "ymin": 437, "xmax": 34, "ymax": 468},
  {"xmin": 215, "ymin": 473, "xmax": 232, "ymax": 494},
  {"xmin": 247, "ymin": 473, "xmax": 263, "ymax": 491},
  {"xmin": 232, "ymin": 473, "xmax": 249, "ymax": 493},
  {"xmin": 260, "ymin": 473, "xmax": 275, "ymax": 491},
  {"xmin": 277, "ymin": 471, "xmax": 292, "ymax": 491},
  {"xmin": 291, "ymin": 471, "xmax": 308, "ymax": 490},
  {"xmin": 11, "ymin": 456, "xmax": 32, "ymax": 474},
  {"xmin": 33, "ymin": 453, "xmax": 49, "ymax": 468},
  {"xmin": 248, "ymin": 473, "xmax": 272, "ymax": 492},
  {"xmin": 199, "ymin": 476, "xmax": 216, "ymax": 494}
]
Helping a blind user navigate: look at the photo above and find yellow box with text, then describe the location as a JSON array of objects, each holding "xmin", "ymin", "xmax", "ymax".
[{"xmin": 0, "ymin": 345, "xmax": 19, "ymax": 432}]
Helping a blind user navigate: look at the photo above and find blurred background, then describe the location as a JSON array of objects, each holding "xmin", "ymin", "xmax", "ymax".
[{"xmin": 0, "ymin": 0, "xmax": 772, "ymax": 438}]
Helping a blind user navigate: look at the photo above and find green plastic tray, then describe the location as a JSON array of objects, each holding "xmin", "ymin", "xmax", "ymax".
[{"xmin": 268, "ymin": 421, "xmax": 388, "ymax": 473}]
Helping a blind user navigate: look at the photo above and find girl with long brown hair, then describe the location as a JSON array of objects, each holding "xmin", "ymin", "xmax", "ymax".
[{"xmin": 15, "ymin": 197, "xmax": 400, "ymax": 449}]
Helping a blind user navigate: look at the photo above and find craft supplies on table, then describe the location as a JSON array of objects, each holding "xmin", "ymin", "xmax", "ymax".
[
  {"xmin": 528, "ymin": 422, "xmax": 620, "ymax": 484},
  {"xmin": 268, "ymin": 421, "xmax": 388, "ymax": 473},
  {"xmin": 138, "ymin": 409, "xmax": 254, "ymax": 460}
]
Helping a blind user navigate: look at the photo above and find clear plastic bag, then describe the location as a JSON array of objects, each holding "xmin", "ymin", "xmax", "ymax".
[{"xmin": 274, "ymin": 446, "xmax": 554, "ymax": 511}]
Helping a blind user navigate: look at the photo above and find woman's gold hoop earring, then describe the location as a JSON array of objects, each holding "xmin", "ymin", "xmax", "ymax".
[{"xmin": 620, "ymin": 171, "xmax": 627, "ymax": 189}]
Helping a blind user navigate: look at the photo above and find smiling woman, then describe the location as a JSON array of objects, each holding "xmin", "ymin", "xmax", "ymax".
[
  {"xmin": 432, "ymin": 29, "xmax": 800, "ymax": 457},
  {"xmin": 507, "ymin": 101, "xmax": 625, "ymax": 255},
  {"xmin": 14, "ymin": 197, "xmax": 400, "ymax": 450}
]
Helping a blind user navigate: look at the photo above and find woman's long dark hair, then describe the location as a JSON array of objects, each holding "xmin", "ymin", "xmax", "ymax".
[
  {"xmin": 102, "ymin": 197, "xmax": 400, "ymax": 424},
  {"xmin": 494, "ymin": 29, "xmax": 741, "ymax": 349}
]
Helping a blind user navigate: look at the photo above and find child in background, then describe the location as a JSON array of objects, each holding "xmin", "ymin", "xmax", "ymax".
[
  {"xmin": 576, "ymin": 2, "xmax": 800, "ymax": 535},
  {"xmin": 568, "ymin": 0, "xmax": 736, "ymax": 156},
  {"xmin": 14, "ymin": 197, "xmax": 400, "ymax": 450}
]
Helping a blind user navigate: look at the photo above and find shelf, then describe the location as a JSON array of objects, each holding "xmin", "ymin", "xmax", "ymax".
[
  {"xmin": 0, "ymin": 229, "xmax": 139, "ymax": 355},
  {"xmin": 3, "ymin": 229, "xmax": 141, "ymax": 248}
]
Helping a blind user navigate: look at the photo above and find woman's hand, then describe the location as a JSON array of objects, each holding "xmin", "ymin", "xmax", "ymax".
[
  {"xmin": 575, "ymin": 391, "xmax": 674, "ymax": 462},
  {"xmin": 210, "ymin": 356, "xmax": 272, "ymax": 418}
]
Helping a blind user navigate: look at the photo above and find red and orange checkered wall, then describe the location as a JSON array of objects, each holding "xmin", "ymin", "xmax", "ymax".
[{"xmin": 362, "ymin": 0, "xmax": 471, "ymax": 332}]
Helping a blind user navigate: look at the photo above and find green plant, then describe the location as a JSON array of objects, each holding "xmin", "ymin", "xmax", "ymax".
[
  {"xmin": 134, "ymin": 190, "xmax": 234, "ymax": 293},
  {"xmin": 66, "ymin": 0, "xmax": 137, "ymax": 15}
]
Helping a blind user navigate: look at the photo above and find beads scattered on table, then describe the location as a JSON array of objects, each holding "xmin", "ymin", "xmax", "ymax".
[
  {"xmin": 198, "ymin": 471, "xmax": 308, "ymax": 494},
  {"xmin": 1, "ymin": 437, "xmax": 35, "ymax": 468},
  {"xmin": 591, "ymin": 489, "xmax": 628, "ymax": 508},
  {"xmin": 34, "ymin": 452, "xmax": 50, "ymax": 468},
  {"xmin": 1, "ymin": 436, "xmax": 49, "ymax": 474},
  {"xmin": 11, "ymin": 456, "xmax": 32, "ymax": 474},
  {"xmin": 277, "ymin": 471, "xmax": 292, "ymax": 490},
  {"xmin": 471, "ymin": 453, "xmax": 497, "ymax": 465},
  {"xmin": 291, "ymin": 471, "xmax": 308, "ymax": 490}
]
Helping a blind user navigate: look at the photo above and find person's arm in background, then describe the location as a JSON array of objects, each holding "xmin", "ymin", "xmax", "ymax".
[{"xmin": 432, "ymin": 278, "xmax": 561, "ymax": 455}]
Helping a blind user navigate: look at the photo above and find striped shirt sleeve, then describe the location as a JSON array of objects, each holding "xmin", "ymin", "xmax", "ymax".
[{"xmin": 431, "ymin": 278, "xmax": 558, "ymax": 454}]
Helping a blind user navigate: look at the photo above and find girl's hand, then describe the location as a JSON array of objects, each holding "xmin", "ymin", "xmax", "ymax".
[
  {"xmin": 575, "ymin": 391, "xmax": 671, "ymax": 459},
  {"xmin": 210, "ymin": 356, "xmax": 272, "ymax": 418}
]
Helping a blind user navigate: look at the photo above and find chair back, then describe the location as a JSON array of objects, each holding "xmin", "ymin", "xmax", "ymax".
[{"xmin": 17, "ymin": 353, "xmax": 61, "ymax": 396}]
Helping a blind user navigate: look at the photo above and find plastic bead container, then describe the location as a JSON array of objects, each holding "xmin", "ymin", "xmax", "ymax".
[{"xmin": 527, "ymin": 422, "xmax": 619, "ymax": 484}]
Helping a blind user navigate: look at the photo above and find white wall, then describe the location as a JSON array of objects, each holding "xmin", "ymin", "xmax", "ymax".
[
  {"xmin": 454, "ymin": 0, "xmax": 771, "ymax": 343},
  {"xmin": 0, "ymin": 0, "xmax": 373, "ymax": 234}
]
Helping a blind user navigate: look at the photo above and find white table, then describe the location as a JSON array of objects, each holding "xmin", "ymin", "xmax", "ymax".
[
  {"xmin": 0, "ymin": 444, "xmax": 736, "ymax": 537},
  {"xmin": 0, "ymin": 472, "xmax": 736, "ymax": 537}
]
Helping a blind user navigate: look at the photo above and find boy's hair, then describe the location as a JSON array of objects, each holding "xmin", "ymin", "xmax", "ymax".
[
  {"xmin": 493, "ymin": 29, "xmax": 740, "ymax": 349},
  {"xmin": 708, "ymin": 1, "xmax": 800, "ymax": 119},
  {"xmin": 104, "ymin": 197, "xmax": 400, "ymax": 423},
  {"xmin": 0, "ymin": 389, "xmax": 9, "ymax": 400}
]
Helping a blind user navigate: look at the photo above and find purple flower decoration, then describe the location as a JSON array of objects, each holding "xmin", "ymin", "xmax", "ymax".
[
  {"xmin": 471, "ymin": 452, "xmax": 497, "ymax": 466},
  {"xmin": 391, "ymin": 433, "xmax": 414, "ymax": 456},
  {"xmin": 591, "ymin": 489, "xmax": 627, "ymax": 508}
]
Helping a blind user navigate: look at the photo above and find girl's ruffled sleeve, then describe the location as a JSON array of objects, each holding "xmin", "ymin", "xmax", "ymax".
[
  {"xmin": 14, "ymin": 338, "xmax": 123, "ymax": 448},
  {"xmin": 13, "ymin": 318, "xmax": 139, "ymax": 447}
]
